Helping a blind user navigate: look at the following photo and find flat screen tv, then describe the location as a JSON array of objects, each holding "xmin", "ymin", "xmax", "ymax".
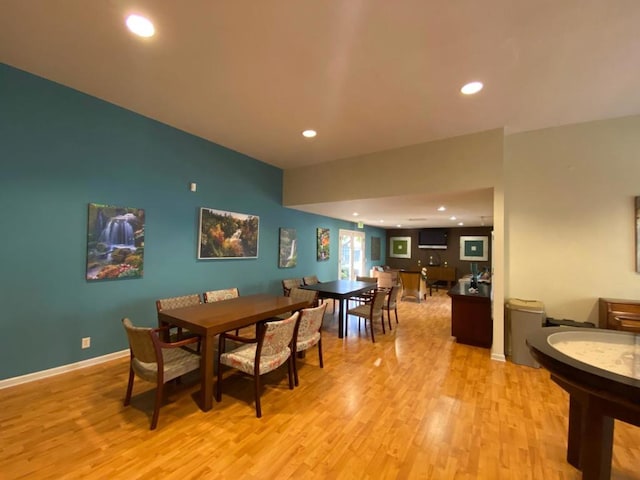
[{"xmin": 418, "ymin": 229, "xmax": 447, "ymax": 249}]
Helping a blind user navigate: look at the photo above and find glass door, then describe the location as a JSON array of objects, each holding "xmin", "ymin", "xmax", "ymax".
[{"xmin": 339, "ymin": 229, "xmax": 366, "ymax": 280}]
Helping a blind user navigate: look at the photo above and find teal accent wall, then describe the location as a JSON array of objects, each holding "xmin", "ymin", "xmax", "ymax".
[{"xmin": 0, "ymin": 64, "xmax": 385, "ymax": 380}]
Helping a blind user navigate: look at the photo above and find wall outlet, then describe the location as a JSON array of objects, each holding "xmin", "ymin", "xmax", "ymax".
[{"xmin": 81, "ymin": 337, "xmax": 91, "ymax": 349}]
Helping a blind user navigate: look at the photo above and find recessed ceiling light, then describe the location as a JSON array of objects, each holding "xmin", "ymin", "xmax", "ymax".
[
  {"xmin": 450, "ymin": 216, "xmax": 457, "ymax": 221},
  {"xmin": 458, "ymin": 222, "xmax": 464, "ymax": 226},
  {"xmin": 353, "ymin": 212, "xmax": 359, "ymax": 217},
  {"xmin": 379, "ymin": 220, "xmax": 384, "ymax": 223},
  {"xmin": 302, "ymin": 129, "xmax": 317, "ymax": 138},
  {"xmin": 126, "ymin": 14, "xmax": 155, "ymax": 37},
  {"xmin": 437, "ymin": 206, "xmax": 446, "ymax": 212},
  {"xmin": 460, "ymin": 81, "xmax": 483, "ymax": 95},
  {"xmin": 396, "ymin": 224, "xmax": 402, "ymax": 228}
]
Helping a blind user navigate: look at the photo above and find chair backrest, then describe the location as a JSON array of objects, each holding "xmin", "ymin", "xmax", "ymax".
[
  {"xmin": 369, "ymin": 289, "xmax": 387, "ymax": 321},
  {"xmin": 302, "ymin": 275, "xmax": 320, "ymax": 285},
  {"xmin": 282, "ymin": 278, "xmax": 303, "ymax": 296},
  {"xmin": 375, "ymin": 271, "xmax": 395, "ymax": 289},
  {"xmin": 260, "ymin": 312, "xmax": 299, "ymax": 357},
  {"xmin": 122, "ymin": 318, "xmax": 158, "ymax": 364},
  {"xmin": 296, "ymin": 303, "xmax": 327, "ymax": 342},
  {"xmin": 289, "ymin": 287, "xmax": 318, "ymax": 307},
  {"xmin": 203, "ymin": 288, "xmax": 239, "ymax": 303},
  {"xmin": 155, "ymin": 294, "xmax": 202, "ymax": 312},
  {"xmin": 385, "ymin": 285, "xmax": 400, "ymax": 307},
  {"xmin": 356, "ymin": 276, "xmax": 378, "ymax": 284},
  {"xmin": 398, "ymin": 271, "xmax": 420, "ymax": 291}
]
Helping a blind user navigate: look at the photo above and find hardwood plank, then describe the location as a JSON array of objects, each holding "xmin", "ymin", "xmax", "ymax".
[{"xmin": 0, "ymin": 291, "xmax": 638, "ymax": 479}]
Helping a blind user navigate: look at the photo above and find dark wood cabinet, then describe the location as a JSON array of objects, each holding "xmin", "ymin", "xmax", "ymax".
[
  {"xmin": 424, "ymin": 266, "xmax": 456, "ymax": 288},
  {"xmin": 448, "ymin": 282, "xmax": 492, "ymax": 347},
  {"xmin": 598, "ymin": 297, "xmax": 640, "ymax": 333}
]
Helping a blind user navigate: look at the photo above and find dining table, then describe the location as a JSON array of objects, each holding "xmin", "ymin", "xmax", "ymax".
[
  {"xmin": 157, "ymin": 293, "xmax": 311, "ymax": 411},
  {"xmin": 299, "ymin": 279, "xmax": 378, "ymax": 338},
  {"xmin": 527, "ymin": 327, "xmax": 640, "ymax": 480}
]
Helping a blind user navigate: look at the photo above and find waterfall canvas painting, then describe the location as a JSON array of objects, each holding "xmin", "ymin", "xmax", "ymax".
[
  {"xmin": 278, "ymin": 228, "xmax": 297, "ymax": 268},
  {"xmin": 198, "ymin": 207, "xmax": 259, "ymax": 259},
  {"xmin": 86, "ymin": 203, "xmax": 144, "ymax": 281}
]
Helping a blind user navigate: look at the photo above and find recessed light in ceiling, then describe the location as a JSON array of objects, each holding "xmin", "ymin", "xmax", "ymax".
[
  {"xmin": 460, "ymin": 81, "xmax": 483, "ymax": 95},
  {"xmin": 396, "ymin": 224, "xmax": 402, "ymax": 228},
  {"xmin": 379, "ymin": 220, "xmax": 384, "ymax": 223},
  {"xmin": 352, "ymin": 212, "xmax": 359, "ymax": 217},
  {"xmin": 126, "ymin": 14, "xmax": 155, "ymax": 37},
  {"xmin": 302, "ymin": 129, "xmax": 317, "ymax": 138},
  {"xmin": 458, "ymin": 222, "xmax": 464, "ymax": 226},
  {"xmin": 437, "ymin": 206, "xmax": 446, "ymax": 212},
  {"xmin": 450, "ymin": 216, "xmax": 457, "ymax": 221}
]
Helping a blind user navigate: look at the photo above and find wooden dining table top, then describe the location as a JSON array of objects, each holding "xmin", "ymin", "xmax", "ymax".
[{"xmin": 157, "ymin": 293, "xmax": 310, "ymax": 337}]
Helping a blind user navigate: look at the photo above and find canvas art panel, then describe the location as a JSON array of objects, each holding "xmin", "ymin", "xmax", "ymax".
[
  {"xmin": 460, "ymin": 236, "xmax": 488, "ymax": 261},
  {"xmin": 86, "ymin": 203, "xmax": 144, "ymax": 281},
  {"xmin": 198, "ymin": 207, "xmax": 259, "ymax": 259},
  {"xmin": 317, "ymin": 228, "xmax": 330, "ymax": 261},
  {"xmin": 279, "ymin": 228, "xmax": 297, "ymax": 268},
  {"xmin": 389, "ymin": 236, "xmax": 411, "ymax": 258}
]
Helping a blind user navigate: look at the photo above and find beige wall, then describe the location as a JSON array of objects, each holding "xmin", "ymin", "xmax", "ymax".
[
  {"xmin": 504, "ymin": 115, "xmax": 640, "ymax": 325},
  {"xmin": 283, "ymin": 128, "xmax": 504, "ymax": 205}
]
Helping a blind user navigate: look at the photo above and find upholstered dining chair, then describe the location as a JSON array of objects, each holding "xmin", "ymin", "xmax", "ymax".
[
  {"xmin": 155, "ymin": 293, "xmax": 202, "ymax": 350},
  {"xmin": 292, "ymin": 303, "xmax": 327, "ymax": 386},
  {"xmin": 121, "ymin": 318, "xmax": 201, "ymax": 430},
  {"xmin": 382, "ymin": 284, "xmax": 401, "ymax": 330},
  {"xmin": 203, "ymin": 287, "xmax": 239, "ymax": 303},
  {"xmin": 346, "ymin": 288, "xmax": 388, "ymax": 342},
  {"xmin": 352, "ymin": 275, "xmax": 378, "ymax": 305},
  {"xmin": 303, "ymin": 275, "xmax": 336, "ymax": 312},
  {"xmin": 274, "ymin": 287, "xmax": 318, "ymax": 319},
  {"xmin": 398, "ymin": 271, "xmax": 422, "ymax": 303},
  {"xmin": 216, "ymin": 312, "xmax": 299, "ymax": 418},
  {"xmin": 282, "ymin": 278, "xmax": 303, "ymax": 296}
]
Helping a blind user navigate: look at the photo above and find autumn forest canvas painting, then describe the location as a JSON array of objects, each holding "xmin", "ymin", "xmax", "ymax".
[{"xmin": 198, "ymin": 207, "xmax": 259, "ymax": 259}]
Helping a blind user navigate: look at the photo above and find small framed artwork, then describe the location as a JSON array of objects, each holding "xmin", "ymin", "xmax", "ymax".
[
  {"xmin": 317, "ymin": 228, "xmax": 330, "ymax": 261},
  {"xmin": 460, "ymin": 236, "xmax": 488, "ymax": 261},
  {"xmin": 279, "ymin": 228, "xmax": 297, "ymax": 268},
  {"xmin": 198, "ymin": 207, "xmax": 259, "ymax": 259},
  {"xmin": 389, "ymin": 236, "xmax": 411, "ymax": 258}
]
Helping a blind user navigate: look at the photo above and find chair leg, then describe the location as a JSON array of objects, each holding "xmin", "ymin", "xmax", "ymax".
[
  {"xmin": 381, "ymin": 314, "xmax": 386, "ymax": 334},
  {"xmin": 254, "ymin": 374, "xmax": 262, "ymax": 418},
  {"xmin": 124, "ymin": 366, "xmax": 135, "ymax": 406},
  {"xmin": 369, "ymin": 318, "xmax": 376, "ymax": 343},
  {"xmin": 293, "ymin": 353, "xmax": 300, "ymax": 387},
  {"xmin": 387, "ymin": 309, "xmax": 392, "ymax": 331},
  {"xmin": 318, "ymin": 339, "xmax": 324, "ymax": 368},
  {"xmin": 287, "ymin": 356, "xmax": 295, "ymax": 390},
  {"xmin": 394, "ymin": 308, "xmax": 399, "ymax": 324},
  {"xmin": 150, "ymin": 382, "xmax": 163, "ymax": 430}
]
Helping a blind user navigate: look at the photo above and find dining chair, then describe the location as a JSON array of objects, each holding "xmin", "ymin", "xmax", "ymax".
[
  {"xmin": 352, "ymin": 275, "xmax": 378, "ymax": 305},
  {"xmin": 292, "ymin": 303, "xmax": 327, "ymax": 386},
  {"xmin": 303, "ymin": 275, "xmax": 336, "ymax": 312},
  {"xmin": 155, "ymin": 293, "xmax": 202, "ymax": 350},
  {"xmin": 346, "ymin": 288, "xmax": 387, "ymax": 342},
  {"xmin": 203, "ymin": 287, "xmax": 240, "ymax": 303},
  {"xmin": 382, "ymin": 284, "xmax": 401, "ymax": 330},
  {"xmin": 282, "ymin": 278, "xmax": 303, "ymax": 296},
  {"xmin": 216, "ymin": 312, "xmax": 299, "ymax": 418},
  {"xmin": 121, "ymin": 318, "xmax": 201, "ymax": 430},
  {"xmin": 274, "ymin": 287, "xmax": 318, "ymax": 319}
]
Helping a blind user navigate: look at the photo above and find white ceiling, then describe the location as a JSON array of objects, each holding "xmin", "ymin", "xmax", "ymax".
[{"xmin": 2, "ymin": 1, "xmax": 639, "ymax": 228}]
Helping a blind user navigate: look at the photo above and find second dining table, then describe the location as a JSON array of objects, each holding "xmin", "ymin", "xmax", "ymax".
[
  {"xmin": 299, "ymin": 279, "xmax": 378, "ymax": 338},
  {"xmin": 157, "ymin": 293, "xmax": 311, "ymax": 411}
]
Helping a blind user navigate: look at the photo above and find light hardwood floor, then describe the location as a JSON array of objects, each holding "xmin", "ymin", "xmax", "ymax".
[{"xmin": 1, "ymin": 291, "xmax": 638, "ymax": 479}]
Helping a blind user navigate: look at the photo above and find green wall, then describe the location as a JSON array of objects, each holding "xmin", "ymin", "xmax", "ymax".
[{"xmin": 0, "ymin": 64, "xmax": 385, "ymax": 380}]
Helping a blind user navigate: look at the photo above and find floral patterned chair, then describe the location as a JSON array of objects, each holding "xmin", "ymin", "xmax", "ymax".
[
  {"xmin": 293, "ymin": 303, "xmax": 327, "ymax": 386},
  {"xmin": 121, "ymin": 318, "xmax": 201, "ymax": 430},
  {"xmin": 216, "ymin": 312, "xmax": 299, "ymax": 418},
  {"xmin": 155, "ymin": 293, "xmax": 202, "ymax": 350},
  {"xmin": 282, "ymin": 278, "xmax": 303, "ymax": 296},
  {"xmin": 203, "ymin": 288, "xmax": 239, "ymax": 303}
]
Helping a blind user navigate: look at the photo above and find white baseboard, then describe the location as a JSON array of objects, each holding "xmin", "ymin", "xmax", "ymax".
[
  {"xmin": 490, "ymin": 352, "xmax": 506, "ymax": 362},
  {"xmin": 0, "ymin": 349, "xmax": 129, "ymax": 390}
]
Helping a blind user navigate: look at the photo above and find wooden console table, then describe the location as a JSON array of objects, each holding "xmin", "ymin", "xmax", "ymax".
[{"xmin": 448, "ymin": 282, "xmax": 492, "ymax": 347}]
